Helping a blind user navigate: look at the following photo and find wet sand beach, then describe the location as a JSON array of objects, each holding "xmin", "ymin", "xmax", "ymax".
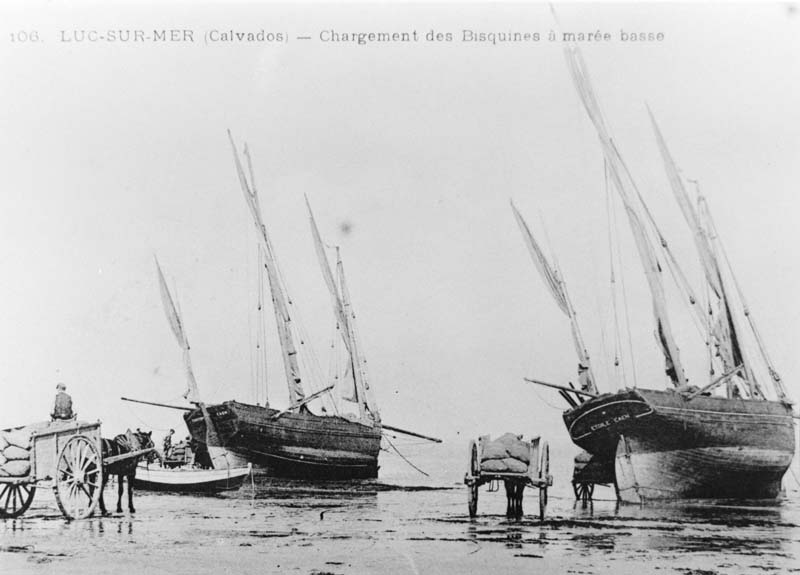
[{"xmin": 2, "ymin": 446, "xmax": 799, "ymax": 574}]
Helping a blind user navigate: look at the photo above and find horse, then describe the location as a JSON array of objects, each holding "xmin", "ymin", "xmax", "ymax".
[{"xmin": 99, "ymin": 429, "xmax": 154, "ymax": 515}]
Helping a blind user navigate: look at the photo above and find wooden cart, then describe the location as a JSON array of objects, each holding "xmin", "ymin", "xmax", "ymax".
[
  {"xmin": 464, "ymin": 435, "xmax": 552, "ymax": 520},
  {"xmin": 0, "ymin": 420, "xmax": 151, "ymax": 520}
]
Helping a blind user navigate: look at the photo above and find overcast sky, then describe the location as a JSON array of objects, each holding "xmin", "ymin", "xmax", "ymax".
[{"xmin": 0, "ymin": 3, "xmax": 798, "ymax": 462}]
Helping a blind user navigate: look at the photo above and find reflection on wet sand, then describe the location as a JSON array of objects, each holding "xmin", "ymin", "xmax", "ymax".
[{"xmin": 1, "ymin": 478, "xmax": 798, "ymax": 574}]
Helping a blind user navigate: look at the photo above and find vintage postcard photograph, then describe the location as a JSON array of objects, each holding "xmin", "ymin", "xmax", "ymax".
[{"xmin": 1, "ymin": 2, "xmax": 799, "ymax": 574}]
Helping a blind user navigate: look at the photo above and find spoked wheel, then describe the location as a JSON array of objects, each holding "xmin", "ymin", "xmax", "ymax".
[
  {"xmin": 54, "ymin": 435, "xmax": 103, "ymax": 520},
  {"xmin": 574, "ymin": 482, "xmax": 594, "ymax": 502},
  {"xmin": 0, "ymin": 483, "xmax": 36, "ymax": 519},
  {"xmin": 467, "ymin": 440, "xmax": 479, "ymax": 517},
  {"xmin": 539, "ymin": 442, "xmax": 550, "ymax": 521}
]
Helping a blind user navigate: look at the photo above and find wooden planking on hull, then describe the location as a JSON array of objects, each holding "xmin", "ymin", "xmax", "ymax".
[
  {"xmin": 184, "ymin": 401, "xmax": 382, "ymax": 480},
  {"xmin": 615, "ymin": 437, "xmax": 791, "ymax": 503}
]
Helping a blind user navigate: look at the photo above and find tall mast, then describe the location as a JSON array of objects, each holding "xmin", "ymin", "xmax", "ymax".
[
  {"xmin": 306, "ymin": 197, "xmax": 378, "ymax": 422},
  {"xmin": 511, "ymin": 201, "xmax": 598, "ymax": 394},
  {"xmin": 562, "ymin": 44, "xmax": 687, "ymax": 387},
  {"xmin": 698, "ymin": 196, "xmax": 775, "ymax": 400},
  {"xmin": 648, "ymin": 111, "xmax": 763, "ymax": 398},
  {"xmin": 228, "ymin": 131, "xmax": 305, "ymax": 407}
]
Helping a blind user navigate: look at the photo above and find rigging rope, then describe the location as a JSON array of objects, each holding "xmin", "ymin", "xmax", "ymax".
[
  {"xmin": 708, "ymin": 213, "xmax": 782, "ymax": 400},
  {"xmin": 383, "ymin": 434, "xmax": 429, "ymax": 477},
  {"xmin": 607, "ymin": 162, "xmax": 638, "ymax": 389},
  {"xmin": 605, "ymin": 160, "xmax": 626, "ymax": 390}
]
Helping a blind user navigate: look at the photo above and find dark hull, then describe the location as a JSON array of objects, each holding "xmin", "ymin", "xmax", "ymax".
[
  {"xmin": 184, "ymin": 401, "xmax": 382, "ymax": 480},
  {"xmin": 563, "ymin": 388, "xmax": 795, "ymax": 501}
]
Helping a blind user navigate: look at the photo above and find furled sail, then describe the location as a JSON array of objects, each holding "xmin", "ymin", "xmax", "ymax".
[
  {"xmin": 511, "ymin": 201, "xmax": 597, "ymax": 394},
  {"xmin": 155, "ymin": 257, "xmax": 201, "ymax": 403},
  {"xmin": 562, "ymin": 43, "xmax": 687, "ymax": 387},
  {"xmin": 228, "ymin": 131, "xmax": 305, "ymax": 406}
]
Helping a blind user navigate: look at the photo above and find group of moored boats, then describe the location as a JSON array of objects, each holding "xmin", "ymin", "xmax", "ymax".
[{"xmin": 128, "ymin": 41, "xmax": 795, "ymax": 504}]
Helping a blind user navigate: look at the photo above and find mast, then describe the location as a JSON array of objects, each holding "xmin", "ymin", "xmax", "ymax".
[
  {"xmin": 336, "ymin": 249, "xmax": 379, "ymax": 421},
  {"xmin": 698, "ymin": 196, "xmax": 775, "ymax": 400},
  {"xmin": 511, "ymin": 200, "xmax": 598, "ymax": 394},
  {"xmin": 245, "ymin": 146, "xmax": 270, "ymax": 407},
  {"xmin": 306, "ymin": 196, "xmax": 378, "ymax": 423},
  {"xmin": 562, "ymin": 43, "xmax": 687, "ymax": 387},
  {"xmin": 648, "ymin": 111, "xmax": 768, "ymax": 399},
  {"xmin": 228, "ymin": 131, "xmax": 305, "ymax": 407}
]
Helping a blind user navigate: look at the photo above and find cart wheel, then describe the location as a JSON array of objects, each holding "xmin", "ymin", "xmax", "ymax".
[
  {"xmin": 467, "ymin": 440, "xmax": 480, "ymax": 517},
  {"xmin": 539, "ymin": 442, "xmax": 550, "ymax": 521},
  {"xmin": 0, "ymin": 484, "xmax": 36, "ymax": 519},
  {"xmin": 574, "ymin": 482, "xmax": 594, "ymax": 502},
  {"xmin": 468, "ymin": 482, "xmax": 479, "ymax": 518},
  {"xmin": 54, "ymin": 435, "xmax": 103, "ymax": 520},
  {"xmin": 469, "ymin": 440, "xmax": 479, "ymax": 476}
]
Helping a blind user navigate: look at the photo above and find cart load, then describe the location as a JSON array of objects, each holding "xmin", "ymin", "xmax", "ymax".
[
  {"xmin": 0, "ymin": 421, "xmax": 72, "ymax": 478},
  {"xmin": 572, "ymin": 449, "xmax": 614, "ymax": 502},
  {"xmin": 464, "ymin": 433, "xmax": 552, "ymax": 520},
  {"xmin": 478, "ymin": 432, "xmax": 533, "ymax": 474}
]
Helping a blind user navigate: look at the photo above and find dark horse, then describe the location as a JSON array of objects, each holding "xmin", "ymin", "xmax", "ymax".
[{"xmin": 99, "ymin": 430, "xmax": 154, "ymax": 515}]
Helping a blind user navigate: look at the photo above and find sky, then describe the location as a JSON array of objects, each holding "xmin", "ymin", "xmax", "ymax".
[{"xmin": 0, "ymin": 3, "xmax": 798, "ymax": 465}]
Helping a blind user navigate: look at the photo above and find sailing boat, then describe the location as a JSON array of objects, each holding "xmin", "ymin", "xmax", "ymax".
[
  {"xmin": 154, "ymin": 257, "xmax": 249, "ymax": 470},
  {"xmin": 520, "ymin": 44, "xmax": 795, "ymax": 502},
  {"xmin": 181, "ymin": 134, "xmax": 383, "ymax": 479}
]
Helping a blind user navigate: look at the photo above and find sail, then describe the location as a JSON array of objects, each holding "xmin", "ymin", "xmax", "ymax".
[
  {"xmin": 511, "ymin": 201, "xmax": 597, "ymax": 394},
  {"xmin": 155, "ymin": 257, "xmax": 201, "ymax": 403},
  {"xmin": 228, "ymin": 131, "xmax": 305, "ymax": 406},
  {"xmin": 511, "ymin": 201, "xmax": 569, "ymax": 316},
  {"xmin": 305, "ymin": 196, "xmax": 350, "ymax": 346},
  {"xmin": 305, "ymin": 197, "xmax": 376, "ymax": 420},
  {"xmin": 648, "ymin": 109, "xmax": 723, "ymax": 299},
  {"xmin": 337, "ymin": 252, "xmax": 379, "ymax": 420},
  {"xmin": 305, "ymin": 199, "xmax": 361, "ymax": 406},
  {"xmin": 562, "ymin": 43, "xmax": 687, "ymax": 387}
]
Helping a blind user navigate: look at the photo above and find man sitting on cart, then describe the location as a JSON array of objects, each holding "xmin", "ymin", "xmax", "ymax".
[{"xmin": 51, "ymin": 383, "xmax": 75, "ymax": 421}]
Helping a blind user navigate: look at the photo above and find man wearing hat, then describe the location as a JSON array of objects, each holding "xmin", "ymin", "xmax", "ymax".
[{"xmin": 51, "ymin": 383, "xmax": 75, "ymax": 420}]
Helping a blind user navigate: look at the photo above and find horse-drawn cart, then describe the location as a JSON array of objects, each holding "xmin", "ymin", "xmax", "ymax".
[
  {"xmin": 0, "ymin": 420, "xmax": 151, "ymax": 520},
  {"xmin": 464, "ymin": 434, "xmax": 552, "ymax": 520}
]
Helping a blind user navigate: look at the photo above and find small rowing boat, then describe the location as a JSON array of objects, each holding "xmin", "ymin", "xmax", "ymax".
[{"xmin": 134, "ymin": 463, "xmax": 251, "ymax": 493}]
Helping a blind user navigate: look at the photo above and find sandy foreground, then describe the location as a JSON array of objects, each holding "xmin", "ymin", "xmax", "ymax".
[{"xmin": 1, "ymin": 474, "xmax": 799, "ymax": 575}]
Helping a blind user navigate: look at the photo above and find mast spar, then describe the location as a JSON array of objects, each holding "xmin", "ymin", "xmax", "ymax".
[
  {"xmin": 562, "ymin": 42, "xmax": 687, "ymax": 388},
  {"xmin": 306, "ymin": 196, "xmax": 378, "ymax": 423},
  {"xmin": 648, "ymin": 110, "xmax": 773, "ymax": 400},
  {"xmin": 228, "ymin": 131, "xmax": 305, "ymax": 407}
]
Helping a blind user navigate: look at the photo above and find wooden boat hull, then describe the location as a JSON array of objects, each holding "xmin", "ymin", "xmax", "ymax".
[
  {"xmin": 184, "ymin": 401, "xmax": 382, "ymax": 480},
  {"xmin": 133, "ymin": 464, "xmax": 251, "ymax": 493},
  {"xmin": 563, "ymin": 388, "xmax": 795, "ymax": 501}
]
